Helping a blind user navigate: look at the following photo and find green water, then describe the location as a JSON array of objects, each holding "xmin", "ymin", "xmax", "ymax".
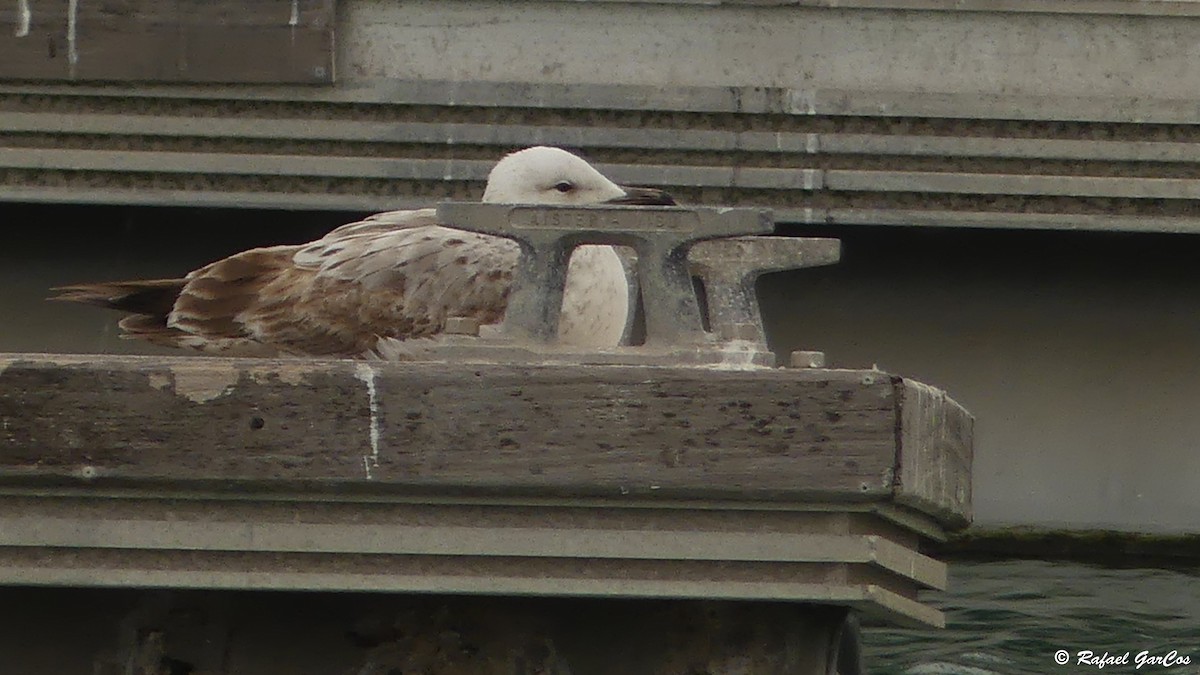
[{"xmin": 863, "ymin": 560, "xmax": 1200, "ymax": 675}]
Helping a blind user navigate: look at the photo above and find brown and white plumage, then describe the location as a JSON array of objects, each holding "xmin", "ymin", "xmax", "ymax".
[{"xmin": 51, "ymin": 147, "xmax": 674, "ymax": 358}]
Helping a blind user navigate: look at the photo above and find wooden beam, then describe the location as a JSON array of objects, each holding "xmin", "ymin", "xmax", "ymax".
[
  {"xmin": 898, "ymin": 379, "xmax": 973, "ymax": 526},
  {"xmin": 0, "ymin": 353, "xmax": 972, "ymax": 527}
]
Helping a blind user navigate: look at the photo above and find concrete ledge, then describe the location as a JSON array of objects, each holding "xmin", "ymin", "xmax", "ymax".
[{"xmin": 0, "ymin": 500, "xmax": 946, "ymax": 627}]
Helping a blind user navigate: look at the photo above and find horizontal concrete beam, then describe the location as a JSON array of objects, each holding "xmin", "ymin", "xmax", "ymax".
[
  {"xmin": 6, "ymin": 148, "xmax": 1198, "ymax": 200},
  {"xmin": 791, "ymin": 208, "xmax": 1200, "ymax": 234},
  {"xmin": 5, "ymin": 79, "xmax": 1200, "ymax": 124},
  {"xmin": 0, "ymin": 515, "xmax": 946, "ymax": 588},
  {"xmin": 336, "ymin": 2, "xmax": 1200, "ymax": 118},
  {"xmin": 824, "ymin": 170, "xmax": 1200, "ymax": 200},
  {"xmin": 0, "ymin": 148, "xmax": 492, "ymax": 180},
  {"xmin": 0, "ymin": 544, "xmax": 944, "ymax": 627},
  {"xmin": 8, "ymin": 185, "xmax": 1200, "ymax": 235},
  {"xmin": 7, "ymin": 112, "xmax": 1200, "ymax": 163}
]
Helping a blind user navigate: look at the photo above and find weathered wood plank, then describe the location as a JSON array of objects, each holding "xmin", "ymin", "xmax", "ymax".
[
  {"xmin": 897, "ymin": 380, "xmax": 974, "ymax": 527},
  {"xmin": 0, "ymin": 353, "xmax": 971, "ymax": 526},
  {"xmin": 0, "ymin": 0, "xmax": 334, "ymax": 83},
  {"xmin": 0, "ymin": 355, "xmax": 896, "ymax": 496}
]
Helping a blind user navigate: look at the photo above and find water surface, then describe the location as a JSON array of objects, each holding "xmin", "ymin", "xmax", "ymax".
[{"xmin": 864, "ymin": 560, "xmax": 1200, "ymax": 674}]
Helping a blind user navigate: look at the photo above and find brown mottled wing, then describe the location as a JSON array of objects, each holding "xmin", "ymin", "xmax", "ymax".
[
  {"xmin": 163, "ymin": 245, "xmax": 306, "ymax": 355},
  {"xmin": 289, "ymin": 212, "xmax": 520, "ymax": 345},
  {"xmin": 167, "ymin": 209, "xmax": 520, "ymax": 356}
]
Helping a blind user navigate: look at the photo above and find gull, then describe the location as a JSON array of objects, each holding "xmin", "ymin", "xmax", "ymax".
[{"xmin": 51, "ymin": 147, "xmax": 674, "ymax": 358}]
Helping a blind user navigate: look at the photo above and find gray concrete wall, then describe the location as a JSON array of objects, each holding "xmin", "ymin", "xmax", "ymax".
[
  {"xmin": 340, "ymin": 0, "xmax": 1200, "ymax": 103},
  {"xmin": 5, "ymin": 205, "xmax": 1198, "ymax": 534}
]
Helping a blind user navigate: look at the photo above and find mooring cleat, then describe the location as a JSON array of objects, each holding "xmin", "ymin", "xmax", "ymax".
[
  {"xmin": 433, "ymin": 203, "xmax": 838, "ymax": 368},
  {"xmin": 689, "ymin": 236, "xmax": 841, "ymax": 347}
]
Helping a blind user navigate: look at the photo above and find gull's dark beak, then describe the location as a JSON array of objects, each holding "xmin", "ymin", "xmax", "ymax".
[{"xmin": 606, "ymin": 185, "xmax": 677, "ymax": 206}]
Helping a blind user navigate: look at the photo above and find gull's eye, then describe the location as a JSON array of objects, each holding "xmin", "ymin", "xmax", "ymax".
[{"xmin": 553, "ymin": 181, "xmax": 574, "ymax": 193}]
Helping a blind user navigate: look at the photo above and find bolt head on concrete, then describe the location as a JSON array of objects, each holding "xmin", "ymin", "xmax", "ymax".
[{"xmin": 789, "ymin": 351, "xmax": 827, "ymax": 369}]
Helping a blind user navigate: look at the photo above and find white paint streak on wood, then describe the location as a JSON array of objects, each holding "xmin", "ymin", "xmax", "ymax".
[
  {"xmin": 354, "ymin": 362, "xmax": 381, "ymax": 480},
  {"xmin": 288, "ymin": 0, "xmax": 299, "ymax": 46},
  {"xmin": 66, "ymin": 0, "xmax": 79, "ymax": 77},
  {"xmin": 15, "ymin": 0, "xmax": 31, "ymax": 37}
]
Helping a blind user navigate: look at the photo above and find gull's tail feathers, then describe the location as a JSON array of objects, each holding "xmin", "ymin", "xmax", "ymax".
[
  {"xmin": 50, "ymin": 279, "xmax": 186, "ymax": 316},
  {"xmin": 49, "ymin": 279, "xmax": 195, "ymax": 349}
]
